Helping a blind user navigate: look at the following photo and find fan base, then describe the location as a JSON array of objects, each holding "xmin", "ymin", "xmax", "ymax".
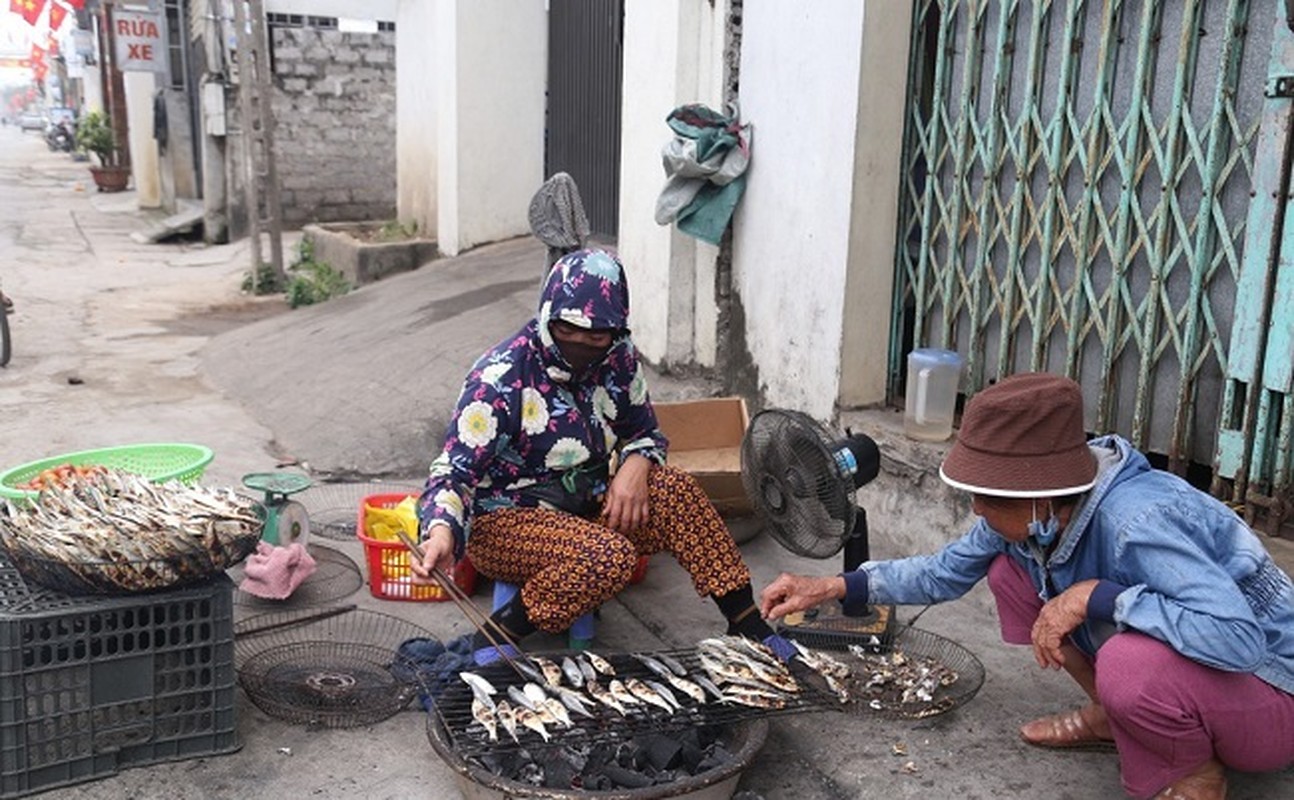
[{"xmin": 777, "ymin": 603, "xmax": 897, "ymax": 650}]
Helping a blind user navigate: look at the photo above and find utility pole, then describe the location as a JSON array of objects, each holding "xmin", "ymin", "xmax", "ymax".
[{"xmin": 230, "ymin": 0, "xmax": 283, "ymax": 286}]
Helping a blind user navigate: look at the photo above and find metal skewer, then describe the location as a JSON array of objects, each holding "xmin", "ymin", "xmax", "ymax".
[{"xmin": 393, "ymin": 529, "xmax": 528, "ymax": 678}]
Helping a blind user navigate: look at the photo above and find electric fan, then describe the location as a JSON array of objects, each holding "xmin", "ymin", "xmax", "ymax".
[{"xmin": 740, "ymin": 409, "xmax": 895, "ymax": 646}]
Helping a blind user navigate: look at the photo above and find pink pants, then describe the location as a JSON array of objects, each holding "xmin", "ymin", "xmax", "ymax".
[{"xmin": 987, "ymin": 554, "xmax": 1294, "ymax": 798}]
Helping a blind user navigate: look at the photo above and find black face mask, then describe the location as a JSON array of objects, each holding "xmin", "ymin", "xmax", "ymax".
[{"xmin": 557, "ymin": 340, "xmax": 610, "ymax": 372}]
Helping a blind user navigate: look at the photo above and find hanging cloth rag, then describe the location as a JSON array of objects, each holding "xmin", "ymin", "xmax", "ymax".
[
  {"xmin": 529, "ymin": 171, "xmax": 591, "ymax": 270},
  {"xmin": 654, "ymin": 103, "xmax": 753, "ymax": 245}
]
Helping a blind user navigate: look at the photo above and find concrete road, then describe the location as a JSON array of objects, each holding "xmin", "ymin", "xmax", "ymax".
[{"xmin": 0, "ymin": 126, "xmax": 1289, "ymax": 799}]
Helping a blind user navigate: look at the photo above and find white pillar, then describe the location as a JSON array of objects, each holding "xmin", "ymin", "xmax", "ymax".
[
  {"xmin": 395, "ymin": 0, "xmax": 437, "ymax": 239},
  {"xmin": 123, "ymin": 70, "xmax": 160, "ymax": 208},
  {"xmin": 434, "ymin": 0, "xmax": 546, "ymax": 256},
  {"xmin": 618, "ymin": 0, "xmax": 728, "ymax": 368}
]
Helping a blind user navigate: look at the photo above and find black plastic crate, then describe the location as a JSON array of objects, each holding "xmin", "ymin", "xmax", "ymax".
[{"xmin": 0, "ymin": 553, "xmax": 240, "ymax": 798}]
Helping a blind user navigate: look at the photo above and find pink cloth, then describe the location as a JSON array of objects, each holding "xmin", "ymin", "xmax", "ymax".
[
  {"xmin": 239, "ymin": 541, "xmax": 317, "ymax": 599},
  {"xmin": 987, "ymin": 554, "xmax": 1294, "ymax": 798}
]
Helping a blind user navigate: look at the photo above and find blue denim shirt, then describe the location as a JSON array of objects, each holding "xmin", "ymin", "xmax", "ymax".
[{"xmin": 849, "ymin": 434, "xmax": 1294, "ymax": 694}]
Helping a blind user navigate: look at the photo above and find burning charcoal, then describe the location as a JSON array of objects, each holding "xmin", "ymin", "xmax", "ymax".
[
  {"xmin": 542, "ymin": 759, "xmax": 577, "ymax": 789},
  {"xmin": 602, "ymin": 763, "xmax": 655, "ymax": 789},
  {"xmin": 651, "ymin": 769, "xmax": 680, "ymax": 785},
  {"xmin": 518, "ymin": 762, "xmax": 545, "ymax": 786},
  {"xmin": 558, "ymin": 744, "xmax": 589, "ymax": 773},
  {"xmin": 640, "ymin": 733, "xmax": 683, "ymax": 771},
  {"xmin": 695, "ymin": 743, "xmax": 733, "ymax": 773},
  {"xmin": 578, "ymin": 773, "xmax": 613, "ymax": 790},
  {"xmin": 678, "ymin": 736, "xmax": 705, "ymax": 771}
]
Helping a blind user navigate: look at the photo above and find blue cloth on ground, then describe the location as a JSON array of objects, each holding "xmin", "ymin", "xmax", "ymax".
[{"xmin": 392, "ymin": 634, "xmax": 475, "ymax": 710}]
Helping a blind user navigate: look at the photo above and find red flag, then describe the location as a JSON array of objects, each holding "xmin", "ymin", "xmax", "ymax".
[
  {"xmin": 46, "ymin": 35, "xmax": 58, "ymax": 56},
  {"xmin": 20, "ymin": 0, "xmax": 46, "ymax": 26},
  {"xmin": 8, "ymin": 1, "xmax": 22, "ymax": 14},
  {"xmin": 64, "ymin": 0, "xmax": 81, "ymax": 8},
  {"xmin": 29, "ymin": 44, "xmax": 45, "ymax": 65},
  {"xmin": 32, "ymin": 61, "xmax": 47, "ymax": 82},
  {"xmin": 48, "ymin": 1, "xmax": 67, "ymax": 30}
]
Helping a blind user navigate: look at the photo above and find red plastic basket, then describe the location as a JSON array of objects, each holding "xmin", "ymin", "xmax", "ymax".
[{"xmin": 357, "ymin": 493, "xmax": 478, "ymax": 602}]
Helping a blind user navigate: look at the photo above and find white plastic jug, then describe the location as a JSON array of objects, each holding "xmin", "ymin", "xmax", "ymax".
[{"xmin": 904, "ymin": 349, "xmax": 964, "ymax": 442}]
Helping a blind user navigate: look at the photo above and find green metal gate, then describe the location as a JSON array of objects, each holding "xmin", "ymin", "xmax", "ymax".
[{"xmin": 892, "ymin": 0, "xmax": 1294, "ymax": 533}]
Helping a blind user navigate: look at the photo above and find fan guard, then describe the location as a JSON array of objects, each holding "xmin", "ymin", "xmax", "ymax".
[{"xmin": 741, "ymin": 410, "xmax": 859, "ymax": 559}]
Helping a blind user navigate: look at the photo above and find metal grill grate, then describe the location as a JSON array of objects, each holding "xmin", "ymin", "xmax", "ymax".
[{"xmin": 432, "ymin": 649, "xmax": 838, "ymax": 759}]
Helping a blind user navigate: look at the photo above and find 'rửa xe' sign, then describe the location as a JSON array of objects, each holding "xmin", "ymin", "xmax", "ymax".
[{"xmin": 113, "ymin": 10, "xmax": 166, "ymax": 73}]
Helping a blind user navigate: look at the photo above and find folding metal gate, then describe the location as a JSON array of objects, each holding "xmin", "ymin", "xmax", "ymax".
[
  {"xmin": 892, "ymin": 0, "xmax": 1294, "ymax": 533},
  {"xmin": 546, "ymin": 0, "xmax": 624, "ymax": 239}
]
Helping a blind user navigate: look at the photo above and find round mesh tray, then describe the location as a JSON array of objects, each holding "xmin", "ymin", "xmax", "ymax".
[
  {"xmin": 293, "ymin": 481, "xmax": 422, "ymax": 541},
  {"xmin": 230, "ymin": 542, "xmax": 363, "ymax": 609},
  {"xmin": 235, "ymin": 606, "xmax": 434, "ymax": 728},
  {"xmin": 785, "ymin": 626, "xmax": 985, "ymax": 720}
]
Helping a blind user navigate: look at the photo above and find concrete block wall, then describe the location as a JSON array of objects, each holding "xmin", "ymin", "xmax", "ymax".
[{"xmin": 270, "ymin": 26, "xmax": 397, "ymax": 227}]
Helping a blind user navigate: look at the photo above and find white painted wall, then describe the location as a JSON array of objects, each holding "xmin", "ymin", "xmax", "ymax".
[
  {"xmin": 618, "ymin": 0, "xmax": 728, "ymax": 366},
  {"xmin": 395, "ymin": 0, "xmax": 436, "ymax": 238},
  {"xmin": 265, "ymin": 0, "xmax": 398, "ymax": 21},
  {"xmin": 732, "ymin": 1, "xmax": 867, "ymax": 421},
  {"xmin": 435, "ymin": 0, "xmax": 545, "ymax": 256},
  {"xmin": 124, "ymin": 70, "xmax": 160, "ymax": 208}
]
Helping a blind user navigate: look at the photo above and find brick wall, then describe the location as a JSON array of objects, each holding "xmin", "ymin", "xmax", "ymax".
[{"xmin": 270, "ymin": 26, "xmax": 397, "ymax": 226}]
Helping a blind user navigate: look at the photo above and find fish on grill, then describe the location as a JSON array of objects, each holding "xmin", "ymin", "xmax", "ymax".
[
  {"xmin": 472, "ymin": 698, "xmax": 498, "ymax": 741},
  {"xmin": 495, "ymin": 699, "xmax": 520, "ymax": 743}
]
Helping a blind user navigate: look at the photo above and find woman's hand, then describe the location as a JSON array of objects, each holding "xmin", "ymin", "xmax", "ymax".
[
  {"xmin": 411, "ymin": 522, "xmax": 456, "ymax": 585},
  {"xmin": 759, "ymin": 573, "xmax": 847, "ymax": 621},
  {"xmin": 602, "ymin": 454, "xmax": 651, "ymax": 533},
  {"xmin": 1031, "ymin": 579, "xmax": 1098, "ymax": 669}
]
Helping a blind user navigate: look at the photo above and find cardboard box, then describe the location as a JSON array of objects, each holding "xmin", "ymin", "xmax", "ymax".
[{"xmin": 654, "ymin": 397, "xmax": 751, "ymax": 516}]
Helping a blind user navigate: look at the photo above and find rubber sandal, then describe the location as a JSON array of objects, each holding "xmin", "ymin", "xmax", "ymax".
[{"xmin": 1020, "ymin": 706, "xmax": 1117, "ymax": 753}]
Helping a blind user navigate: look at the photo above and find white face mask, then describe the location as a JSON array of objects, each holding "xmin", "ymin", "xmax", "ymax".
[{"xmin": 1028, "ymin": 499, "xmax": 1060, "ymax": 546}]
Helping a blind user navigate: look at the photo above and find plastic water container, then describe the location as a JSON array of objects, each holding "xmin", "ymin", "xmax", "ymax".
[{"xmin": 904, "ymin": 349, "xmax": 964, "ymax": 442}]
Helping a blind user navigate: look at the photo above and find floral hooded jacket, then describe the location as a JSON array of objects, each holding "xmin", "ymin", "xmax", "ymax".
[{"xmin": 416, "ymin": 249, "xmax": 668, "ymax": 558}]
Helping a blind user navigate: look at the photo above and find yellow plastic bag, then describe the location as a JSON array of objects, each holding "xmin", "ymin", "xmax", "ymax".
[{"xmin": 365, "ymin": 496, "xmax": 419, "ymax": 542}]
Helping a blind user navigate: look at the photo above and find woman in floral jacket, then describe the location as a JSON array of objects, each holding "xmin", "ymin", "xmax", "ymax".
[{"xmin": 413, "ymin": 249, "xmax": 790, "ymax": 662}]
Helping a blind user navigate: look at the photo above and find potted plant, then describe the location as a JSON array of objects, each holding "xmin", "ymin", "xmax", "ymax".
[{"xmin": 76, "ymin": 110, "xmax": 129, "ymax": 192}]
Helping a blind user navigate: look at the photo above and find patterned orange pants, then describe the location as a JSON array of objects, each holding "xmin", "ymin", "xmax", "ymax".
[{"xmin": 466, "ymin": 465, "xmax": 751, "ymax": 634}]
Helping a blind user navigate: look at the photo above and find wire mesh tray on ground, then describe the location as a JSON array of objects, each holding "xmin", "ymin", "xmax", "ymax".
[
  {"xmin": 783, "ymin": 626, "xmax": 985, "ymax": 720},
  {"xmin": 293, "ymin": 481, "xmax": 422, "ymax": 541},
  {"xmin": 0, "ymin": 497, "xmax": 264, "ymax": 595},
  {"xmin": 234, "ymin": 606, "xmax": 434, "ymax": 728},
  {"xmin": 230, "ymin": 542, "xmax": 364, "ymax": 611},
  {"xmin": 431, "ymin": 648, "xmax": 841, "ymax": 760}
]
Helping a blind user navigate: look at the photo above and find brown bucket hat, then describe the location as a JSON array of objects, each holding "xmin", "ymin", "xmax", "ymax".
[{"xmin": 939, "ymin": 372, "xmax": 1098, "ymax": 498}]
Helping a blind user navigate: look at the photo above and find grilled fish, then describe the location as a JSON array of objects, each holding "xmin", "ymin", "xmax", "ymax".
[
  {"xmin": 507, "ymin": 684, "xmax": 538, "ymax": 712},
  {"xmin": 608, "ymin": 679, "xmax": 641, "ymax": 708},
  {"xmin": 515, "ymin": 706, "xmax": 551, "ymax": 741},
  {"xmin": 540, "ymin": 696, "xmax": 574, "ymax": 728},
  {"xmin": 495, "ymin": 699, "xmax": 519, "ymax": 743},
  {"xmin": 626, "ymin": 678, "xmax": 675, "ymax": 714},
  {"xmin": 585, "ymin": 680, "xmax": 628, "ymax": 715},
  {"xmin": 460, "ymin": 672, "xmax": 497, "ymax": 709},
  {"xmin": 530, "ymin": 656, "xmax": 563, "ymax": 689},
  {"xmin": 471, "ymin": 697, "xmax": 498, "ymax": 741},
  {"xmin": 553, "ymin": 686, "xmax": 596, "ymax": 718},
  {"xmin": 644, "ymin": 679, "xmax": 682, "ymax": 711},
  {"xmin": 560, "ymin": 656, "xmax": 585, "ymax": 688},
  {"xmin": 585, "ymin": 650, "xmax": 615, "ymax": 676}
]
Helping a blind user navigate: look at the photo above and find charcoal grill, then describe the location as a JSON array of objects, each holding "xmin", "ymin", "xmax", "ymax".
[
  {"xmin": 432, "ymin": 648, "xmax": 831, "ymax": 759},
  {"xmin": 431, "ymin": 634, "xmax": 980, "ymax": 762}
]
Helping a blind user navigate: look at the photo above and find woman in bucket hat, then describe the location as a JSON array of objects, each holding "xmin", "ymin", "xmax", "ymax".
[{"xmin": 760, "ymin": 372, "xmax": 1294, "ymax": 800}]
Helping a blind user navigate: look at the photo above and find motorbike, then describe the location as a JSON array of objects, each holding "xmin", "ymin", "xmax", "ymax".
[{"xmin": 45, "ymin": 121, "xmax": 75, "ymax": 153}]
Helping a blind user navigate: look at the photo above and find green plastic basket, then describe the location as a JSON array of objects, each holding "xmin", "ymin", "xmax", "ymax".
[{"xmin": 0, "ymin": 443, "xmax": 215, "ymax": 501}]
